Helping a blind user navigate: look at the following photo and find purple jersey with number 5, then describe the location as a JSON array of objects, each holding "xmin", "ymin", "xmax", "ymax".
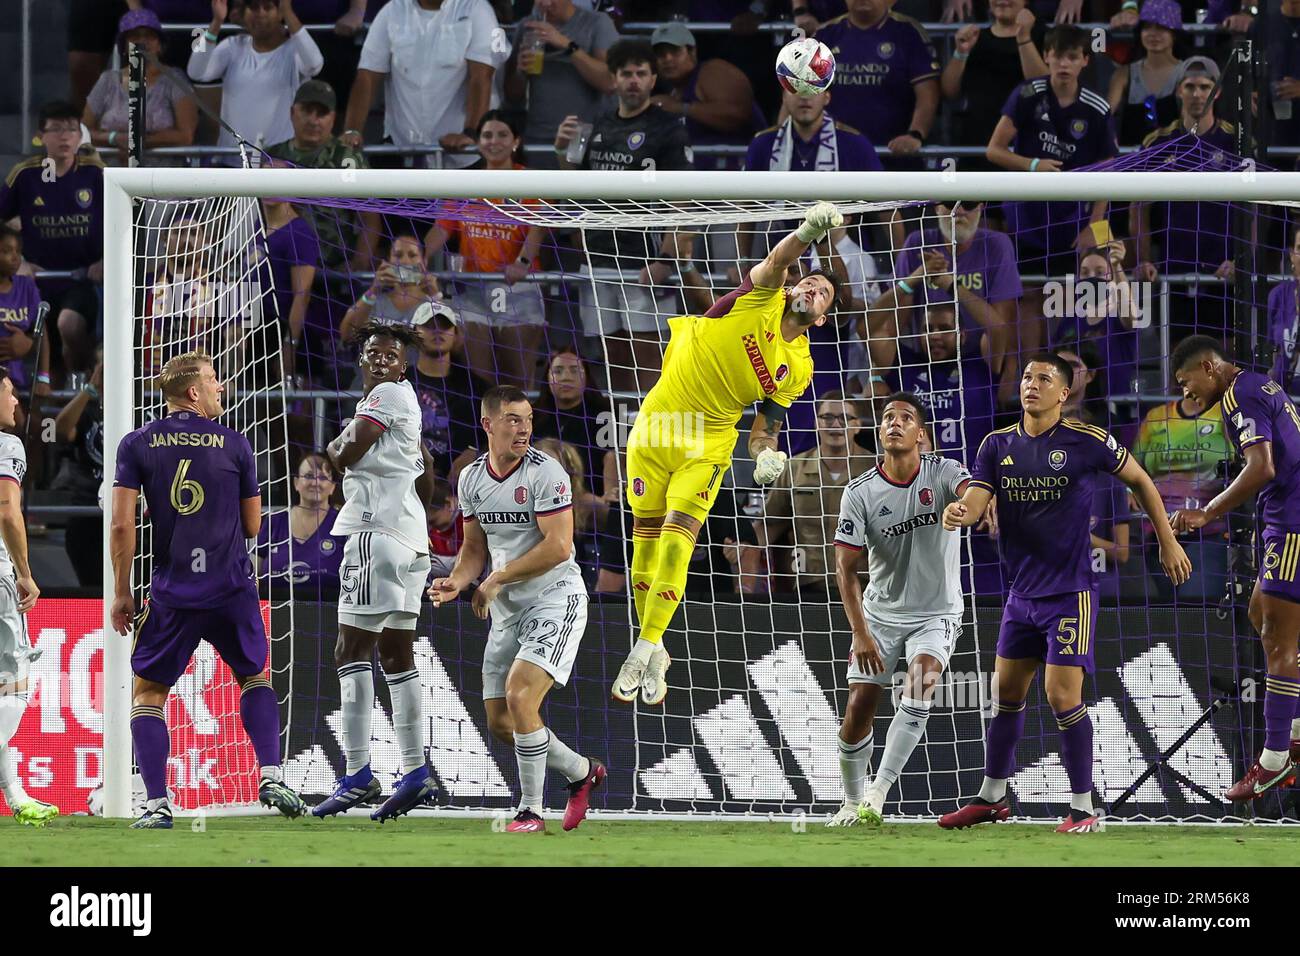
[
  {"xmin": 1220, "ymin": 370, "xmax": 1300, "ymax": 529},
  {"xmin": 113, "ymin": 411, "xmax": 260, "ymax": 608}
]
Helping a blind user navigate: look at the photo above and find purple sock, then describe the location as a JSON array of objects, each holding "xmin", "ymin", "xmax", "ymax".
[
  {"xmin": 1263, "ymin": 674, "xmax": 1300, "ymax": 752},
  {"xmin": 985, "ymin": 699, "xmax": 1027, "ymax": 779},
  {"xmin": 130, "ymin": 704, "xmax": 170, "ymax": 801},
  {"xmin": 1055, "ymin": 704, "xmax": 1094, "ymax": 796},
  {"xmin": 239, "ymin": 679, "xmax": 281, "ymax": 769}
]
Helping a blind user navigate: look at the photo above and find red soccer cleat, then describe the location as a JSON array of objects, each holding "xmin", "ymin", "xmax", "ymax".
[
  {"xmin": 563, "ymin": 759, "xmax": 606, "ymax": 832},
  {"xmin": 505, "ymin": 809, "xmax": 546, "ymax": 833},
  {"xmin": 938, "ymin": 799, "xmax": 1011, "ymax": 829},
  {"xmin": 1055, "ymin": 813, "xmax": 1102, "ymax": 833},
  {"xmin": 1225, "ymin": 760, "xmax": 1298, "ymax": 802}
]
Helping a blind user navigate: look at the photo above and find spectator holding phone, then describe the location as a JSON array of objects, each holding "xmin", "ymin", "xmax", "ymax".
[{"xmin": 339, "ymin": 233, "xmax": 441, "ymax": 342}]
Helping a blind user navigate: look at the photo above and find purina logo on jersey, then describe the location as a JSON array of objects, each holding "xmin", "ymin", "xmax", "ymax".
[
  {"xmin": 514, "ymin": 486, "xmax": 528, "ymax": 504},
  {"xmin": 632, "ymin": 477, "xmax": 645, "ymax": 496},
  {"xmin": 627, "ymin": 132, "xmax": 646, "ymax": 150},
  {"xmin": 919, "ymin": 487, "xmax": 933, "ymax": 506},
  {"xmin": 1070, "ymin": 118, "xmax": 1088, "ymax": 139},
  {"xmin": 1048, "ymin": 450, "xmax": 1067, "ymax": 471}
]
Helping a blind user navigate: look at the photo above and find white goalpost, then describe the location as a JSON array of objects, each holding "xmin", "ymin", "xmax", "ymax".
[{"xmin": 101, "ymin": 168, "xmax": 1300, "ymax": 822}]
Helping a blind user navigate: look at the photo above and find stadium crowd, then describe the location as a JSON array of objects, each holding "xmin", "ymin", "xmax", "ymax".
[{"xmin": 4, "ymin": 0, "xmax": 1299, "ymax": 597}]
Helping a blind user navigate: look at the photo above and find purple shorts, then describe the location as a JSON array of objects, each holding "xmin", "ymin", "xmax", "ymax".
[
  {"xmin": 997, "ymin": 590, "xmax": 1097, "ymax": 672},
  {"xmin": 1256, "ymin": 526, "xmax": 1300, "ymax": 604},
  {"xmin": 132, "ymin": 588, "xmax": 267, "ymax": 687}
]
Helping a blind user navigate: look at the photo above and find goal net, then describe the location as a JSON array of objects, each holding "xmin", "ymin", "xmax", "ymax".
[{"xmin": 103, "ymin": 157, "xmax": 1300, "ymax": 823}]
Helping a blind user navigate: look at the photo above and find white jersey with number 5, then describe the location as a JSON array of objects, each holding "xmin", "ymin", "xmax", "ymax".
[
  {"xmin": 834, "ymin": 453, "xmax": 969, "ymax": 625},
  {"xmin": 332, "ymin": 379, "xmax": 429, "ymax": 555}
]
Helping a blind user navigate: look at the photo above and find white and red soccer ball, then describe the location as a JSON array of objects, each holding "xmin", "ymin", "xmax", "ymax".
[{"xmin": 776, "ymin": 38, "xmax": 836, "ymax": 98}]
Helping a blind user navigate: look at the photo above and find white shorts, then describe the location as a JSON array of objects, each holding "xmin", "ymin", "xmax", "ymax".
[
  {"xmin": 847, "ymin": 614, "xmax": 960, "ymax": 687},
  {"xmin": 482, "ymin": 591, "xmax": 587, "ymax": 699},
  {"xmin": 454, "ymin": 282, "xmax": 546, "ymax": 329},
  {"xmin": 0, "ymin": 577, "xmax": 31, "ymax": 685},
  {"xmin": 578, "ymin": 265, "xmax": 679, "ymax": 336},
  {"xmin": 338, "ymin": 532, "xmax": 431, "ymax": 632}
]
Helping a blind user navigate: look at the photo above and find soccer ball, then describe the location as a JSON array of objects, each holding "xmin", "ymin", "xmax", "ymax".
[{"xmin": 776, "ymin": 38, "xmax": 836, "ymax": 98}]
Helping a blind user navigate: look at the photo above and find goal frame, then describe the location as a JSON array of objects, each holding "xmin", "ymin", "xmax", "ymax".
[{"xmin": 101, "ymin": 167, "xmax": 1300, "ymax": 819}]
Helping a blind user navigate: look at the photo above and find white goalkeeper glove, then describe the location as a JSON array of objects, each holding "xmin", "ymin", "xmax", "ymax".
[
  {"xmin": 796, "ymin": 201, "xmax": 845, "ymax": 244},
  {"xmin": 753, "ymin": 448, "xmax": 788, "ymax": 485}
]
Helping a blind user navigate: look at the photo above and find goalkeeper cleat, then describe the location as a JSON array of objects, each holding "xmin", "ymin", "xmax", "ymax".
[
  {"xmin": 1225, "ymin": 759, "xmax": 1297, "ymax": 802},
  {"xmin": 640, "ymin": 647, "xmax": 671, "ymax": 706},
  {"xmin": 12, "ymin": 799, "xmax": 59, "ymax": 827},
  {"xmin": 129, "ymin": 805, "xmax": 173, "ymax": 830},
  {"xmin": 259, "ymin": 779, "xmax": 307, "ymax": 819},
  {"xmin": 826, "ymin": 803, "xmax": 864, "ymax": 827},
  {"xmin": 611, "ymin": 655, "xmax": 646, "ymax": 703},
  {"xmin": 506, "ymin": 809, "xmax": 545, "ymax": 833},
  {"xmin": 937, "ymin": 798, "xmax": 1010, "ymax": 829},
  {"xmin": 370, "ymin": 766, "xmax": 434, "ymax": 823},
  {"xmin": 563, "ymin": 758, "xmax": 606, "ymax": 831},
  {"xmin": 312, "ymin": 766, "xmax": 382, "ymax": 818},
  {"xmin": 1055, "ymin": 811, "xmax": 1102, "ymax": 834}
]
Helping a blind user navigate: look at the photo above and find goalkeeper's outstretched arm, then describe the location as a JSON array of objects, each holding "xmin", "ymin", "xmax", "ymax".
[
  {"xmin": 750, "ymin": 202, "xmax": 844, "ymax": 288},
  {"xmin": 749, "ymin": 406, "xmax": 789, "ymax": 485}
]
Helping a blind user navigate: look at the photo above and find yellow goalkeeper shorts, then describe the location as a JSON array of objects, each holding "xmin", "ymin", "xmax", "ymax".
[{"xmin": 625, "ymin": 411, "xmax": 735, "ymax": 522}]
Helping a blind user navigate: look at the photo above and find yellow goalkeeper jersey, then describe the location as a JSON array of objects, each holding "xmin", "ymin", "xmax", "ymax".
[{"xmin": 649, "ymin": 278, "xmax": 814, "ymax": 429}]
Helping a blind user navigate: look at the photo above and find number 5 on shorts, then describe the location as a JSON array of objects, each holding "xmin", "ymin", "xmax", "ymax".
[{"xmin": 1055, "ymin": 616, "xmax": 1078, "ymax": 655}]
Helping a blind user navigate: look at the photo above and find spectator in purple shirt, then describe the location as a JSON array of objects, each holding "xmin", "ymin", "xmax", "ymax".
[
  {"xmin": 0, "ymin": 227, "xmax": 50, "ymax": 395},
  {"xmin": 1050, "ymin": 241, "xmax": 1141, "ymax": 412},
  {"xmin": 1269, "ymin": 224, "xmax": 1300, "ymax": 393},
  {"xmin": 257, "ymin": 451, "xmax": 345, "ymax": 593},
  {"xmin": 814, "ymin": 0, "xmax": 940, "ymax": 166},
  {"xmin": 258, "ymin": 198, "xmax": 320, "ymax": 383}
]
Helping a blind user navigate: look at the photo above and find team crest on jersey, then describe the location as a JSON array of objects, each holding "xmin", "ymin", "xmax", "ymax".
[
  {"xmin": 775, "ymin": 364, "xmax": 789, "ymax": 382},
  {"xmin": 1199, "ymin": 423, "xmax": 1216, "ymax": 436},
  {"xmin": 632, "ymin": 477, "xmax": 645, "ymax": 496},
  {"xmin": 628, "ymin": 131, "xmax": 646, "ymax": 150},
  {"xmin": 878, "ymin": 41, "xmax": 895, "ymax": 59},
  {"xmin": 1049, "ymin": 450, "xmax": 1067, "ymax": 471},
  {"xmin": 919, "ymin": 487, "xmax": 933, "ymax": 506},
  {"xmin": 321, "ymin": 539, "xmax": 335, "ymax": 552},
  {"xmin": 76, "ymin": 188, "xmax": 93, "ymax": 208},
  {"xmin": 515, "ymin": 486, "xmax": 528, "ymax": 504},
  {"xmin": 1070, "ymin": 118, "xmax": 1088, "ymax": 139}
]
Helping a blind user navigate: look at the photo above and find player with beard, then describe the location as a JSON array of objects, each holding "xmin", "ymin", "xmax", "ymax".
[
  {"xmin": 314, "ymin": 323, "xmax": 440, "ymax": 822},
  {"xmin": 611, "ymin": 203, "xmax": 844, "ymax": 706}
]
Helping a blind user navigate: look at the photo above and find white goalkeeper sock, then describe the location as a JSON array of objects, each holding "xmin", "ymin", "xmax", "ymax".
[
  {"xmin": 515, "ymin": 727, "xmax": 549, "ymax": 813},
  {"xmin": 978, "ymin": 777, "xmax": 1008, "ymax": 803},
  {"xmin": 546, "ymin": 729, "xmax": 589, "ymax": 783},
  {"xmin": 382, "ymin": 668, "xmax": 425, "ymax": 775},
  {"xmin": 875, "ymin": 697, "xmax": 931, "ymax": 795},
  {"xmin": 337, "ymin": 662, "xmax": 374, "ymax": 776},
  {"xmin": 837, "ymin": 730, "xmax": 873, "ymax": 804}
]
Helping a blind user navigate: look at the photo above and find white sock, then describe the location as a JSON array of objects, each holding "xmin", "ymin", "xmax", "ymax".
[
  {"xmin": 337, "ymin": 662, "xmax": 374, "ymax": 775},
  {"xmin": 1260, "ymin": 748, "xmax": 1289, "ymax": 772},
  {"xmin": 383, "ymin": 668, "xmax": 425, "ymax": 775},
  {"xmin": 515, "ymin": 727, "xmax": 549, "ymax": 812},
  {"xmin": 979, "ymin": 777, "xmax": 1008, "ymax": 803},
  {"xmin": 146, "ymin": 796, "xmax": 170, "ymax": 813},
  {"xmin": 1070, "ymin": 792, "xmax": 1094, "ymax": 816},
  {"xmin": 260, "ymin": 765, "xmax": 283, "ymax": 785},
  {"xmin": 837, "ymin": 730, "xmax": 873, "ymax": 804},
  {"xmin": 875, "ymin": 697, "xmax": 931, "ymax": 795},
  {"xmin": 0, "ymin": 693, "xmax": 27, "ymax": 806},
  {"xmin": 546, "ymin": 729, "xmax": 589, "ymax": 783},
  {"xmin": 0, "ymin": 744, "xmax": 29, "ymax": 806},
  {"xmin": 629, "ymin": 639, "xmax": 656, "ymax": 666}
]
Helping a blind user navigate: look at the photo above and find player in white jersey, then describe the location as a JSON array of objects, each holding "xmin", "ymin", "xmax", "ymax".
[
  {"xmin": 828, "ymin": 394, "xmax": 971, "ymax": 827},
  {"xmin": 0, "ymin": 371, "xmax": 55, "ymax": 827},
  {"xmin": 429, "ymin": 386, "xmax": 604, "ymax": 834},
  {"xmin": 315, "ymin": 324, "xmax": 438, "ymax": 823}
]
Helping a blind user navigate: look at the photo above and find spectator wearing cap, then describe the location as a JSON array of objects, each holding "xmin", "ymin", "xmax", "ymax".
[
  {"xmin": 257, "ymin": 196, "xmax": 319, "ymax": 382},
  {"xmin": 0, "ymin": 101, "xmax": 104, "ymax": 377},
  {"xmin": 813, "ymin": 0, "xmax": 940, "ymax": 167},
  {"xmin": 532, "ymin": 347, "xmax": 618, "ymax": 499},
  {"xmin": 424, "ymin": 110, "xmax": 547, "ymax": 391},
  {"xmin": 188, "ymin": 0, "xmax": 324, "ymax": 151},
  {"xmin": 83, "ymin": 8, "xmax": 198, "ymax": 165},
  {"xmin": 1133, "ymin": 55, "xmax": 1237, "ymax": 339},
  {"xmin": 67, "ymin": 1, "xmax": 211, "ymax": 109},
  {"xmin": 941, "ymin": 0, "xmax": 1045, "ymax": 169},
  {"xmin": 340, "ymin": 232, "xmax": 441, "ymax": 344},
  {"xmin": 1105, "ymin": 0, "xmax": 1185, "ymax": 147},
  {"xmin": 504, "ymin": 0, "xmax": 618, "ymax": 167},
  {"xmin": 648, "ymin": 23, "xmax": 765, "ymax": 169},
  {"xmin": 408, "ymin": 300, "xmax": 489, "ymax": 481},
  {"xmin": 1269, "ymin": 225, "xmax": 1300, "ymax": 393},
  {"xmin": 343, "ymin": 0, "xmax": 497, "ymax": 169}
]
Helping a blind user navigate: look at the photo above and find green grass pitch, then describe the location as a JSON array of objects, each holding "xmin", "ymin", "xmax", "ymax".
[{"xmin": 6, "ymin": 816, "xmax": 1297, "ymax": 866}]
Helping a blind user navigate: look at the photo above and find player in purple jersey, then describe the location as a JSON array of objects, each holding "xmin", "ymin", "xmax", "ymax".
[
  {"xmin": 1170, "ymin": 336, "xmax": 1300, "ymax": 799},
  {"xmin": 110, "ymin": 352, "xmax": 305, "ymax": 829},
  {"xmin": 939, "ymin": 353, "xmax": 1190, "ymax": 833}
]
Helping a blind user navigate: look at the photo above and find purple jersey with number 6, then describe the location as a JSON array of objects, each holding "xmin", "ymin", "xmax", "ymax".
[
  {"xmin": 114, "ymin": 411, "xmax": 260, "ymax": 608},
  {"xmin": 1220, "ymin": 370, "xmax": 1300, "ymax": 530}
]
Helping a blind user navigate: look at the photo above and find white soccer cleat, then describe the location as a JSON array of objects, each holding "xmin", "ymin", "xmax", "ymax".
[
  {"xmin": 859, "ymin": 788, "xmax": 886, "ymax": 827},
  {"xmin": 611, "ymin": 655, "xmax": 646, "ymax": 703},
  {"xmin": 640, "ymin": 647, "xmax": 671, "ymax": 706},
  {"xmin": 826, "ymin": 803, "xmax": 864, "ymax": 827}
]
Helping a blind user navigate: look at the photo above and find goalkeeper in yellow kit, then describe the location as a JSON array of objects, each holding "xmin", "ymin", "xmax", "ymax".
[{"xmin": 613, "ymin": 202, "xmax": 845, "ymax": 705}]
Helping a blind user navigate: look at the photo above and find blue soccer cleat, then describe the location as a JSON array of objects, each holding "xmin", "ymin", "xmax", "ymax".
[
  {"xmin": 312, "ymin": 766, "xmax": 382, "ymax": 818},
  {"xmin": 129, "ymin": 805, "xmax": 174, "ymax": 830},
  {"xmin": 370, "ymin": 767, "xmax": 434, "ymax": 823}
]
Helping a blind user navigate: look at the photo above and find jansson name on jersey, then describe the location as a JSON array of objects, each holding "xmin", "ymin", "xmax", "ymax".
[{"xmin": 148, "ymin": 431, "xmax": 227, "ymax": 448}]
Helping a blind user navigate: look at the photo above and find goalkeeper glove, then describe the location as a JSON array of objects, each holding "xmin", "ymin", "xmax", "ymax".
[
  {"xmin": 796, "ymin": 201, "xmax": 845, "ymax": 244},
  {"xmin": 753, "ymin": 448, "xmax": 788, "ymax": 485}
]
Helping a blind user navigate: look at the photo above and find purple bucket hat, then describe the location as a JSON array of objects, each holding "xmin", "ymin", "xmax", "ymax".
[
  {"xmin": 1138, "ymin": 0, "xmax": 1183, "ymax": 32},
  {"xmin": 117, "ymin": 8, "xmax": 165, "ymax": 39}
]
